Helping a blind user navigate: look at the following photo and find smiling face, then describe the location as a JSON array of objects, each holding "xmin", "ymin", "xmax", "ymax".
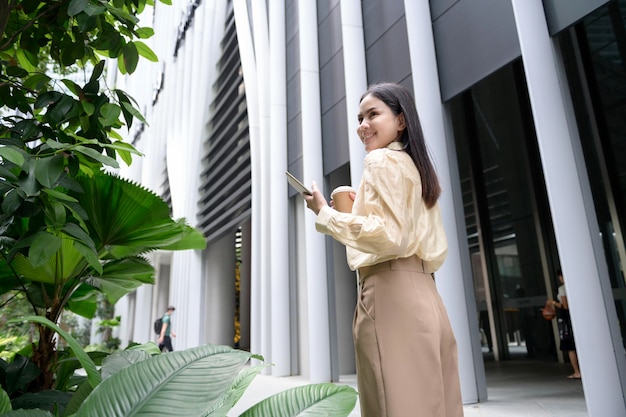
[{"xmin": 357, "ymin": 94, "xmax": 406, "ymax": 152}]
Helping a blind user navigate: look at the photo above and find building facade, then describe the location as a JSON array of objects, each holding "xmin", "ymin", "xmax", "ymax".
[{"xmin": 114, "ymin": 0, "xmax": 626, "ymax": 415}]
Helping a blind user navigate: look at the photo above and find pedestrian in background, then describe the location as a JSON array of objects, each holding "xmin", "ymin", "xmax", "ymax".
[{"xmin": 158, "ymin": 306, "xmax": 176, "ymax": 352}]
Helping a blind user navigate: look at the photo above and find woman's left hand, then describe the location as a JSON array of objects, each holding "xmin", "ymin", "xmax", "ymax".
[{"xmin": 303, "ymin": 182, "xmax": 328, "ymax": 215}]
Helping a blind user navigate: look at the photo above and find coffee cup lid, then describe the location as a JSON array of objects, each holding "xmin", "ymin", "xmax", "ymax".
[{"xmin": 331, "ymin": 186, "xmax": 356, "ymax": 197}]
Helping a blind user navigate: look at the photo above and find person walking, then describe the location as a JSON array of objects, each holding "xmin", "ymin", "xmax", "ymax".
[
  {"xmin": 304, "ymin": 82, "xmax": 463, "ymax": 417},
  {"xmin": 158, "ymin": 306, "xmax": 176, "ymax": 352}
]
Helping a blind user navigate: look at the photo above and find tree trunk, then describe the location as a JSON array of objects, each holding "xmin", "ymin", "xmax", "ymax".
[{"xmin": 30, "ymin": 324, "xmax": 56, "ymax": 391}]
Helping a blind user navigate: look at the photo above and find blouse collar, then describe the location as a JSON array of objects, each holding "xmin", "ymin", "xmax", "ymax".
[{"xmin": 387, "ymin": 141, "xmax": 405, "ymax": 151}]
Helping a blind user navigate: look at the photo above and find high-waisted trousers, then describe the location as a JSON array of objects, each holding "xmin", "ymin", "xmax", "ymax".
[{"xmin": 354, "ymin": 256, "xmax": 463, "ymax": 417}]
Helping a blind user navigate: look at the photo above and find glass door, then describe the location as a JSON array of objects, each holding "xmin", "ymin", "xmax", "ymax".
[{"xmin": 449, "ymin": 60, "xmax": 561, "ymax": 361}]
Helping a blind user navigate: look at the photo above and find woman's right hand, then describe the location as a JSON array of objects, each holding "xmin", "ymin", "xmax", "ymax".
[{"xmin": 303, "ymin": 182, "xmax": 328, "ymax": 215}]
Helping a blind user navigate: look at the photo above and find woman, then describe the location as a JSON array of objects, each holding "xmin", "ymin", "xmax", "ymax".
[
  {"xmin": 304, "ymin": 83, "xmax": 463, "ymax": 417},
  {"xmin": 548, "ymin": 270, "xmax": 581, "ymax": 379}
]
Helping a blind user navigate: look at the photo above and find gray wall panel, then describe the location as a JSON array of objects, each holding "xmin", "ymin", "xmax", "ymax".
[
  {"xmin": 543, "ymin": 0, "xmax": 610, "ymax": 34},
  {"xmin": 286, "ymin": 0, "xmax": 297, "ymax": 43},
  {"xmin": 433, "ymin": 0, "xmax": 520, "ymax": 101},
  {"xmin": 320, "ymin": 51, "xmax": 345, "ymax": 113},
  {"xmin": 317, "ymin": 0, "xmax": 340, "ymax": 23},
  {"xmin": 321, "ymin": 100, "xmax": 349, "ymax": 175},
  {"xmin": 362, "ymin": 0, "xmax": 405, "ymax": 48},
  {"xmin": 430, "ymin": 0, "xmax": 459, "ymax": 20},
  {"xmin": 287, "ymin": 72, "xmax": 301, "ymax": 124},
  {"xmin": 365, "ymin": 16, "xmax": 412, "ymax": 85},
  {"xmin": 318, "ymin": 2, "xmax": 348, "ymax": 175},
  {"xmin": 286, "ymin": 0, "xmax": 302, "ymax": 182},
  {"xmin": 318, "ymin": 4, "xmax": 342, "ymax": 68}
]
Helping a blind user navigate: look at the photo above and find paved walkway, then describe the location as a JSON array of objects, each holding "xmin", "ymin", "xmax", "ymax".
[{"xmin": 228, "ymin": 359, "xmax": 587, "ymax": 416}]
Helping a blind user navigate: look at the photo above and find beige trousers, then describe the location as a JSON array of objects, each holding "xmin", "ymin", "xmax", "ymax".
[{"xmin": 355, "ymin": 256, "xmax": 463, "ymax": 417}]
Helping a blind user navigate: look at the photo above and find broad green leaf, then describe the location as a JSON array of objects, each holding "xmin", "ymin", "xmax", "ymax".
[
  {"xmin": 75, "ymin": 344, "xmax": 254, "ymax": 416},
  {"xmin": 66, "ymin": 285, "xmax": 98, "ymax": 318},
  {"xmin": 81, "ymin": 100, "xmax": 95, "ymax": 116},
  {"xmin": 203, "ymin": 364, "xmax": 267, "ymax": 416},
  {"xmin": 102, "ymin": 140, "xmax": 142, "ymax": 155},
  {"xmin": 43, "ymin": 199, "xmax": 66, "ymax": 228},
  {"xmin": 15, "ymin": 50, "xmax": 37, "ymax": 72},
  {"xmin": 28, "ymin": 231, "xmax": 62, "ymax": 268},
  {"xmin": 63, "ymin": 223, "xmax": 96, "ymax": 252},
  {"xmin": 135, "ymin": 27, "xmax": 154, "ymax": 38},
  {"xmin": 93, "ymin": 257, "xmax": 154, "ymax": 304},
  {"xmin": 134, "ymin": 41, "xmax": 158, "ymax": 62},
  {"xmin": 0, "ymin": 387, "xmax": 10, "ymax": 414},
  {"xmin": 43, "ymin": 140, "xmax": 70, "ymax": 150},
  {"xmin": 73, "ymin": 145, "xmax": 119, "ymax": 168},
  {"xmin": 5, "ymin": 66, "xmax": 28, "ymax": 78},
  {"xmin": 159, "ymin": 226, "xmax": 207, "ymax": 251},
  {"xmin": 90, "ymin": 61, "xmax": 106, "ymax": 83},
  {"xmin": 101, "ymin": 350, "xmax": 151, "ymax": 380},
  {"xmin": 10, "ymin": 390, "xmax": 72, "ymax": 413},
  {"xmin": 42, "ymin": 189, "xmax": 78, "ymax": 203},
  {"xmin": 23, "ymin": 73, "xmax": 51, "ymax": 91},
  {"xmin": 0, "ymin": 147, "xmax": 25, "ymax": 167},
  {"xmin": 0, "ymin": 165, "xmax": 18, "ymax": 181},
  {"xmin": 3, "ymin": 355, "xmax": 40, "ymax": 396},
  {"xmin": 62, "ymin": 379, "xmax": 93, "ymax": 417},
  {"xmin": 61, "ymin": 79, "xmax": 82, "ymax": 97},
  {"xmin": 239, "ymin": 383, "xmax": 358, "ymax": 417},
  {"xmin": 17, "ymin": 162, "xmax": 40, "ymax": 197},
  {"xmin": 9, "ymin": 316, "xmax": 101, "ymax": 388},
  {"xmin": 46, "ymin": 96, "xmax": 76, "ymax": 124},
  {"xmin": 1, "ymin": 190, "xmax": 22, "ymax": 217},
  {"xmin": 68, "ymin": 0, "xmax": 89, "ymax": 16},
  {"xmin": 34, "ymin": 91, "xmax": 62, "ymax": 109},
  {"xmin": 13, "ymin": 234, "xmax": 89, "ymax": 284},
  {"xmin": 122, "ymin": 42, "xmax": 139, "ymax": 74},
  {"xmin": 35, "ymin": 154, "xmax": 65, "ymax": 188},
  {"xmin": 125, "ymin": 341, "xmax": 161, "ymax": 355},
  {"xmin": 98, "ymin": 103, "xmax": 121, "ymax": 127},
  {"xmin": 72, "ymin": 241, "xmax": 102, "ymax": 274},
  {"xmin": 120, "ymin": 101, "xmax": 147, "ymax": 124}
]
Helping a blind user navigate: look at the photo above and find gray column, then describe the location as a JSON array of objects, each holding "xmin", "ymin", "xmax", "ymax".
[
  {"xmin": 403, "ymin": 0, "xmax": 487, "ymax": 404},
  {"xmin": 511, "ymin": 0, "xmax": 626, "ymax": 415},
  {"xmin": 298, "ymin": 0, "xmax": 332, "ymax": 382},
  {"xmin": 340, "ymin": 0, "xmax": 367, "ymax": 184},
  {"xmin": 233, "ymin": 0, "xmax": 267, "ymax": 366}
]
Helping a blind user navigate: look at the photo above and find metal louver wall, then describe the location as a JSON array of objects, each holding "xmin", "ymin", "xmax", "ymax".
[
  {"xmin": 160, "ymin": 162, "xmax": 172, "ymax": 215},
  {"xmin": 197, "ymin": 5, "xmax": 251, "ymax": 244}
]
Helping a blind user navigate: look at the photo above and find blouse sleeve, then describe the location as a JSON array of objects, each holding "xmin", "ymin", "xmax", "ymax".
[{"xmin": 315, "ymin": 149, "xmax": 423, "ymax": 257}]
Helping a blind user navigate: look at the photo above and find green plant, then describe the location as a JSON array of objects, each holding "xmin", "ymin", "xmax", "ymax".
[
  {"xmin": 0, "ymin": 170, "xmax": 206, "ymax": 391},
  {"xmin": 0, "ymin": 317, "xmax": 358, "ymax": 416},
  {"xmin": 1, "ymin": 0, "xmax": 187, "ymax": 392}
]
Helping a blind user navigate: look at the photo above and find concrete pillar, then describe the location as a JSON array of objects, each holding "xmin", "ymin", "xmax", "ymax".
[
  {"xmin": 511, "ymin": 0, "xmax": 626, "ymax": 414},
  {"xmin": 403, "ymin": 0, "xmax": 487, "ymax": 403}
]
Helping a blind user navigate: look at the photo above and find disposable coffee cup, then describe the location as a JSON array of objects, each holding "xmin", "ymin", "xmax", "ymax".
[{"xmin": 331, "ymin": 186, "xmax": 356, "ymax": 213}]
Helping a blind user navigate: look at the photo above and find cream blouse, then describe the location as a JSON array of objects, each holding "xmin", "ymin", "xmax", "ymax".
[{"xmin": 315, "ymin": 141, "xmax": 448, "ymax": 272}]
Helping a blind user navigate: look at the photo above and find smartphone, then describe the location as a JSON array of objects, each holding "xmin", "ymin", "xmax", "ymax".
[{"xmin": 285, "ymin": 171, "xmax": 312, "ymax": 195}]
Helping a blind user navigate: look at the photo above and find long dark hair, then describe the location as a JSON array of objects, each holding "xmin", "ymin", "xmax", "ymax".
[{"xmin": 360, "ymin": 82, "xmax": 441, "ymax": 208}]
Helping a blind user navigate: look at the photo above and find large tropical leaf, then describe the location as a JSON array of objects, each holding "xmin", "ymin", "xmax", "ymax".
[
  {"xmin": 239, "ymin": 383, "xmax": 358, "ymax": 417},
  {"xmin": 71, "ymin": 173, "xmax": 206, "ymax": 258},
  {"xmin": 203, "ymin": 364, "xmax": 267, "ymax": 417},
  {"xmin": 11, "ymin": 235, "xmax": 90, "ymax": 285},
  {"xmin": 75, "ymin": 344, "xmax": 257, "ymax": 417},
  {"xmin": 90, "ymin": 256, "xmax": 154, "ymax": 304}
]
